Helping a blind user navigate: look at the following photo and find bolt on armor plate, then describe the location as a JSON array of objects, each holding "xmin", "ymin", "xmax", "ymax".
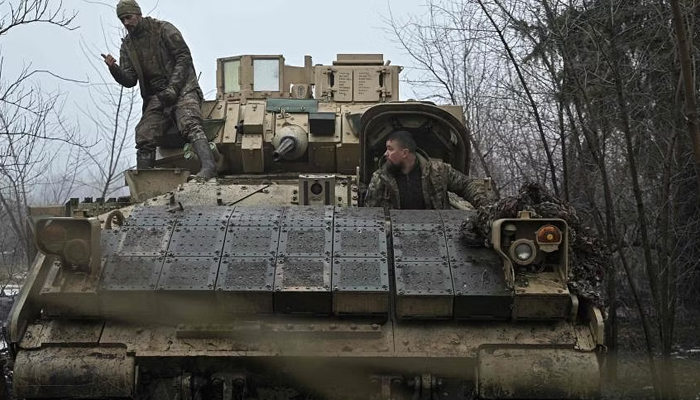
[
  {"xmin": 108, "ymin": 226, "xmax": 173, "ymax": 256},
  {"xmin": 229, "ymin": 205, "xmax": 286, "ymax": 226},
  {"xmin": 332, "ymin": 258, "xmax": 390, "ymax": 316},
  {"xmin": 101, "ymin": 255, "xmax": 164, "ymax": 291},
  {"xmin": 390, "ymin": 210, "xmax": 442, "ymax": 231},
  {"xmin": 332, "ymin": 258, "xmax": 389, "ymax": 291},
  {"xmin": 101, "ymin": 230, "xmax": 123, "ymax": 257},
  {"xmin": 223, "ymin": 226, "xmax": 281, "ymax": 257},
  {"xmin": 393, "ymin": 229, "xmax": 448, "ymax": 261},
  {"xmin": 394, "ymin": 261, "xmax": 454, "ymax": 295},
  {"xmin": 282, "ymin": 205, "xmax": 334, "ymax": 227},
  {"xmin": 217, "ymin": 257, "xmax": 276, "ymax": 291},
  {"xmin": 216, "ymin": 257, "xmax": 276, "ymax": 314},
  {"xmin": 157, "ymin": 256, "xmax": 220, "ymax": 290},
  {"xmin": 439, "ymin": 209, "xmax": 476, "ymax": 233},
  {"xmin": 167, "ymin": 226, "xmax": 227, "ymax": 257},
  {"xmin": 451, "ymin": 247, "xmax": 512, "ymax": 320},
  {"xmin": 395, "ymin": 261, "xmax": 455, "ymax": 319},
  {"xmin": 125, "ymin": 206, "xmax": 177, "ymax": 226},
  {"xmin": 275, "ymin": 257, "xmax": 331, "ymax": 290},
  {"xmin": 174, "ymin": 206, "xmax": 235, "ymax": 227},
  {"xmin": 333, "ymin": 206, "xmax": 384, "ymax": 227},
  {"xmin": 274, "ymin": 257, "xmax": 332, "ymax": 315},
  {"xmin": 452, "ymin": 254, "xmax": 508, "ymax": 294},
  {"xmin": 278, "ymin": 226, "xmax": 332, "ymax": 258},
  {"xmin": 333, "ymin": 227, "xmax": 387, "ymax": 258},
  {"xmin": 446, "ymin": 232, "xmax": 485, "ymax": 261}
]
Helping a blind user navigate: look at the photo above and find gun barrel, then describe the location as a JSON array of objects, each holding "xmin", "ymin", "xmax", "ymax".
[{"xmin": 273, "ymin": 137, "xmax": 296, "ymax": 161}]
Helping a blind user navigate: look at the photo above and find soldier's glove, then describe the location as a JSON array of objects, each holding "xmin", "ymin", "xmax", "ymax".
[{"xmin": 156, "ymin": 86, "xmax": 178, "ymax": 106}]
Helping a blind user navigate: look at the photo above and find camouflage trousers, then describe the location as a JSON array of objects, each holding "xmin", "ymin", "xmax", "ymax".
[{"xmin": 135, "ymin": 90, "xmax": 207, "ymax": 151}]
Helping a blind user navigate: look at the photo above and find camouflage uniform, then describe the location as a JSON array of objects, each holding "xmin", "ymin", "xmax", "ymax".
[
  {"xmin": 365, "ymin": 154, "xmax": 495, "ymax": 210},
  {"xmin": 108, "ymin": 17, "xmax": 206, "ymax": 151}
]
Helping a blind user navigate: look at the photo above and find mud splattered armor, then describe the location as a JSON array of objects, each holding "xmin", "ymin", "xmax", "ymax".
[
  {"xmin": 364, "ymin": 154, "xmax": 495, "ymax": 210},
  {"xmin": 108, "ymin": 17, "xmax": 206, "ymax": 151}
]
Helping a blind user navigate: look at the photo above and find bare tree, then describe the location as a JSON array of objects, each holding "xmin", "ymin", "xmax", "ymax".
[
  {"xmin": 77, "ymin": 35, "xmax": 139, "ymax": 200},
  {"xmin": 0, "ymin": 0, "xmax": 79, "ymax": 270},
  {"xmin": 0, "ymin": 0, "xmax": 76, "ymax": 36},
  {"xmin": 387, "ymin": 0, "xmax": 700, "ymax": 398},
  {"xmin": 385, "ymin": 0, "xmax": 567, "ymax": 197}
]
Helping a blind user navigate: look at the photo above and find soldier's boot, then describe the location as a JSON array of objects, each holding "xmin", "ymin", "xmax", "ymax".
[
  {"xmin": 136, "ymin": 149, "xmax": 155, "ymax": 170},
  {"xmin": 192, "ymin": 139, "xmax": 217, "ymax": 180}
]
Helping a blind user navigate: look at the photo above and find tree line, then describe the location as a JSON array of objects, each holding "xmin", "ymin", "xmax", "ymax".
[
  {"xmin": 388, "ymin": 0, "xmax": 699, "ymax": 398},
  {"xmin": 0, "ymin": 1, "xmax": 137, "ymax": 287}
]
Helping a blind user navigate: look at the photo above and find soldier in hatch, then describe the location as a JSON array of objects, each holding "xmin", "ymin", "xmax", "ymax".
[
  {"xmin": 101, "ymin": 0, "xmax": 216, "ymax": 180},
  {"xmin": 365, "ymin": 130, "xmax": 496, "ymax": 210}
]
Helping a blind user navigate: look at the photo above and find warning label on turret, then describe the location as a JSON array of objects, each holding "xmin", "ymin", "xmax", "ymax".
[
  {"xmin": 336, "ymin": 70, "xmax": 352, "ymax": 102},
  {"xmin": 354, "ymin": 68, "xmax": 379, "ymax": 102}
]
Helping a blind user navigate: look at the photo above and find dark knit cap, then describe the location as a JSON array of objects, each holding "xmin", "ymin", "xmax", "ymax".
[{"xmin": 116, "ymin": 0, "xmax": 142, "ymax": 18}]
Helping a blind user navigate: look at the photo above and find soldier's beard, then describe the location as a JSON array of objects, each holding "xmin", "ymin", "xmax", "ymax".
[
  {"xmin": 125, "ymin": 21, "xmax": 143, "ymax": 34},
  {"xmin": 386, "ymin": 160, "xmax": 403, "ymax": 175}
]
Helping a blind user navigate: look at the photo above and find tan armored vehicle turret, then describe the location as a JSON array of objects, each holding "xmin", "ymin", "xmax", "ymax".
[{"xmin": 9, "ymin": 54, "xmax": 604, "ymax": 400}]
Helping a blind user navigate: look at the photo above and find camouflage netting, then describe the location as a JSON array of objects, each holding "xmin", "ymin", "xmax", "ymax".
[{"xmin": 460, "ymin": 182, "xmax": 608, "ymax": 308}]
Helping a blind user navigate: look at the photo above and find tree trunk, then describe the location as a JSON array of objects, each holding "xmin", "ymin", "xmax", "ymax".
[{"xmin": 670, "ymin": 0, "xmax": 700, "ymax": 192}]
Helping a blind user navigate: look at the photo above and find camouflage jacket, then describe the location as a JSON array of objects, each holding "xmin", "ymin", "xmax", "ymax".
[
  {"xmin": 109, "ymin": 17, "xmax": 202, "ymax": 102},
  {"xmin": 364, "ymin": 154, "xmax": 495, "ymax": 210}
]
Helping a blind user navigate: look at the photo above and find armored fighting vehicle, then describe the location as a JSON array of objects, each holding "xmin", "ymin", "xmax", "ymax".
[{"xmin": 8, "ymin": 54, "xmax": 604, "ymax": 400}]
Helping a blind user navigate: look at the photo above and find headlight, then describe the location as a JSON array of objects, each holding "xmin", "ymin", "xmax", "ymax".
[
  {"xmin": 509, "ymin": 239, "xmax": 537, "ymax": 265},
  {"xmin": 38, "ymin": 222, "xmax": 68, "ymax": 253},
  {"xmin": 35, "ymin": 218, "xmax": 101, "ymax": 273},
  {"xmin": 515, "ymin": 243, "xmax": 533, "ymax": 261}
]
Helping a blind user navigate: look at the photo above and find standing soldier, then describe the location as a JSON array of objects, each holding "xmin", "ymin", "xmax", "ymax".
[
  {"xmin": 102, "ymin": 0, "xmax": 216, "ymax": 180},
  {"xmin": 365, "ymin": 130, "xmax": 496, "ymax": 210}
]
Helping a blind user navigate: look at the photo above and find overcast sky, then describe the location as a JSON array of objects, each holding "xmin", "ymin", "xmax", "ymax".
[
  {"xmin": 0, "ymin": 0, "xmax": 429, "ymax": 199},
  {"xmin": 3, "ymin": 0, "xmax": 428, "ymax": 101}
]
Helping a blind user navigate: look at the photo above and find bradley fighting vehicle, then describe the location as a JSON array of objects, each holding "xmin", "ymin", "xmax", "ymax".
[{"xmin": 8, "ymin": 54, "xmax": 604, "ymax": 399}]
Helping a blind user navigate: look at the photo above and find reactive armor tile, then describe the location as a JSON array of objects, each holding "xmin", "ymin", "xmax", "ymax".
[
  {"xmin": 157, "ymin": 257, "xmax": 220, "ymax": 290},
  {"xmin": 393, "ymin": 229, "xmax": 448, "ymax": 261},
  {"xmin": 282, "ymin": 205, "xmax": 333, "ymax": 227},
  {"xmin": 101, "ymin": 255, "xmax": 164, "ymax": 291},
  {"xmin": 395, "ymin": 261, "xmax": 454, "ymax": 318},
  {"xmin": 274, "ymin": 257, "xmax": 331, "ymax": 314},
  {"xmin": 167, "ymin": 226, "xmax": 227, "ymax": 257},
  {"xmin": 216, "ymin": 257, "xmax": 275, "ymax": 314},
  {"xmin": 439, "ymin": 209, "xmax": 475, "ymax": 233},
  {"xmin": 217, "ymin": 257, "xmax": 276, "ymax": 291},
  {"xmin": 451, "ymin": 247, "xmax": 512, "ymax": 319},
  {"xmin": 150, "ymin": 257, "xmax": 223, "ymax": 323},
  {"xmin": 395, "ymin": 261, "xmax": 454, "ymax": 295},
  {"xmin": 108, "ymin": 226, "xmax": 172, "ymax": 256},
  {"xmin": 333, "ymin": 227, "xmax": 387, "ymax": 258},
  {"xmin": 332, "ymin": 258, "xmax": 389, "ymax": 315},
  {"xmin": 125, "ymin": 206, "xmax": 177, "ymax": 226},
  {"xmin": 390, "ymin": 210, "xmax": 442, "ymax": 230},
  {"xmin": 446, "ymin": 231, "xmax": 487, "ymax": 261},
  {"xmin": 174, "ymin": 206, "xmax": 234, "ymax": 227},
  {"xmin": 333, "ymin": 206, "xmax": 384, "ymax": 227},
  {"xmin": 278, "ymin": 226, "xmax": 332, "ymax": 258},
  {"xmin": 275, "ymin": 257, "xmax": 331, "ymax": 290},
  {"xmin": 332, "ymin": 258, "xmax": 389, "ymax": 290},
  {"xmin": 223, "ymin": 226, "xmax": 280, "ymax": 257},
  {"xmin": 101, "ymin": 230, "xmax": 123, "ymax": 257},
  {"xmin": 229, "ymin": 206, "xmax": 285, "ymax": 227}
]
